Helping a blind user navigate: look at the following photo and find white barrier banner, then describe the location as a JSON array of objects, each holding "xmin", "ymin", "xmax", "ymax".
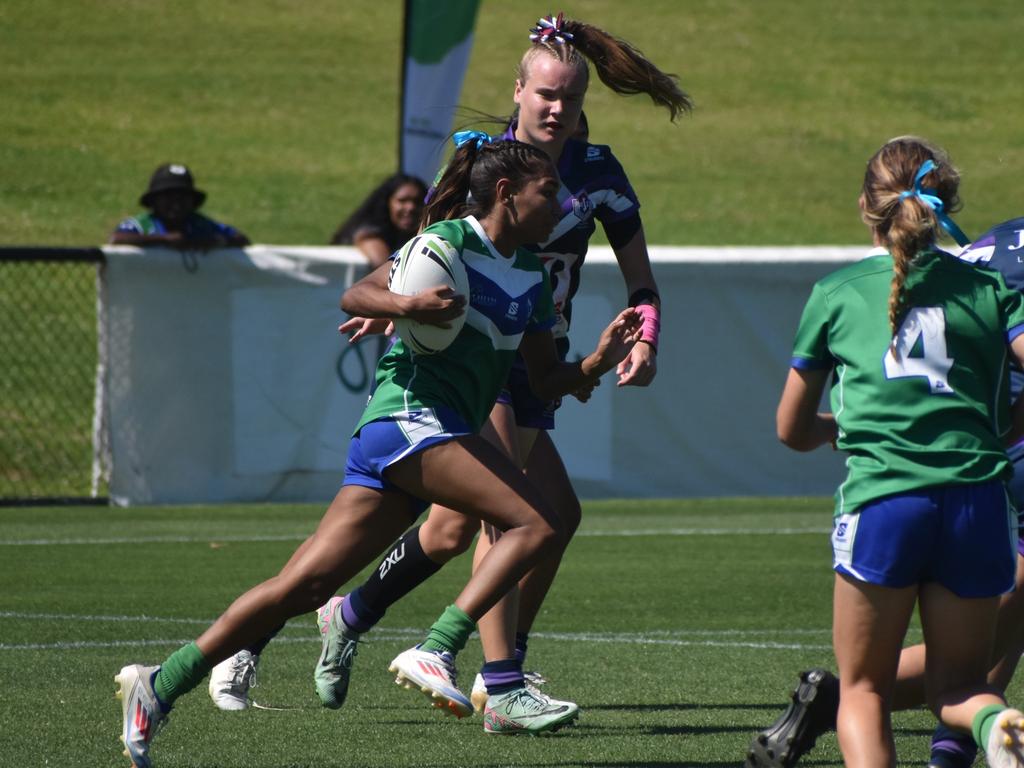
[{"xmin": 100, "ymin": 244, "xmax": 865, "ymax": 505}]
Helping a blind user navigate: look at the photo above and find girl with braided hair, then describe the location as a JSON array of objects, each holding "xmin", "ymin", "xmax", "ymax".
[
  {"xmin": 113, "ymin": 138, "xmax": 643, "ymax": 766},
  {"xmin": 774, "ymin": 136, "xmax": 1024, "ymax": 768}
]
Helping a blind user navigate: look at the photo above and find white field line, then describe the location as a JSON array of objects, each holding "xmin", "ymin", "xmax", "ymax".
[
  {"xmin": 0, "ymin": 527, "xmax": 830, "ymax": 547},
  {"xmin": 0, "ymin": 610, "xmax": 836, "ymax": 652}
]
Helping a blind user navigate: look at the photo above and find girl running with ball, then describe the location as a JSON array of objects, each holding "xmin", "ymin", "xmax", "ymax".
[{"xmin": 114, "ymin": 138, "xmax": 643, "ymax": 767}]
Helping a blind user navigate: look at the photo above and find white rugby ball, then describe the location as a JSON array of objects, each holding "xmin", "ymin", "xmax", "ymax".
[{"xmin": 388, "ymin": 233, "xmax": 469, "ymax": 354}]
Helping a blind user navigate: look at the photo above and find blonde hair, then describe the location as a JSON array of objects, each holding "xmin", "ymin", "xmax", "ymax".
[
  {"xmin": 860, "ymin": 136, "xmax": 961, "ymax": 338},
  {"xmin": 518, "ymin": 19, "xmax": 693, "ymax": 121}
]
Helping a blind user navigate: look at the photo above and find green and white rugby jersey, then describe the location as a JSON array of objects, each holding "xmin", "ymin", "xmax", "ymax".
[
  {"xmin": 791, "ymin": 248, "xmax": 1024, "ymax": 516},
  {"xmin": 355, "ymin": 217, "xmax": 555, "ymax": 435}
]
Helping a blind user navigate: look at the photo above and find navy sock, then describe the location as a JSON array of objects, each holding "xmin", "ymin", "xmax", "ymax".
[
  {"xmin": 353, "ymin": 525, "xmax": 442, "ymax": 623},
  {"xmin": 514, "ymin": 632, "xmax": 529, "ymax": 666},
  {"xmin": 481, "ymin": 658, "xmax": 524, "ymax": 696},
  {"xmin": 930, "ymin": 723, "xmax": 977, "ymax": 768},
  {"xmin": 341, "ymin": 588, "xmax": 382, "ymax": 633}
]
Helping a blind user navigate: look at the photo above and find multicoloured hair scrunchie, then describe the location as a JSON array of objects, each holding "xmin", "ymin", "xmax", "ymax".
[
  {"xmin": 898, "ymin": 159, "xmax": 971, "ymax": 246},
  {"xmin": 529, "ymin": 13, "xmax": 573, "ymax": 44},
  {"xmin": 452, "ymin": 130, "xmax": 493, "ymax": 150}
]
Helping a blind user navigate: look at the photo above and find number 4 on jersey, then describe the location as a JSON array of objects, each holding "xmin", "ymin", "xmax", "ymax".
[{"xmin": 883, "ymin": 306, "xmax": 954, "ymax": 394}]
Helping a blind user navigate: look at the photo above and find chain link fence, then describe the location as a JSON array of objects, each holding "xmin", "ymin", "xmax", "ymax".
[{"xmin": 0, "ymin": 248, "xmax": 107, "ymax": 505}]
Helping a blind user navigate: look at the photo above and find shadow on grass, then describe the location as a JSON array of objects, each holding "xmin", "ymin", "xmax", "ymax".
[{"xmin": 584, "ymin": 702, "xmax": 790, "ymax": 712}]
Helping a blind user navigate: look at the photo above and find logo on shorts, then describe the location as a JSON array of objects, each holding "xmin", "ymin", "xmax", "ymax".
[
  {"xmin": 835, "ymin": 522, "xmax": 848, "ymax": 539},
  {"xmin": 506, "ymin": 301, "xmax": 520, "ymax": 319}
]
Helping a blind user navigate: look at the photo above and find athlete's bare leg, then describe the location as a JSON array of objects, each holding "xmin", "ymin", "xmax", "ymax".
[
  {"xmin": 416, "ymin": 405, "xmax": 519, "ymax": 566},
  {"xmin": 196, "ymin": 432, "xmax": 563, "ymax": 663},
  {"xmin": 891, "ymin": 553, "xmax": 1024, "ymax": 709},
  {"xmin": 832, "ymin": 574, "xmax": 917, "ymax": 768},
  {"xmin": 515, "ymin": 429, "xmax": 581, "ymax": 634}
]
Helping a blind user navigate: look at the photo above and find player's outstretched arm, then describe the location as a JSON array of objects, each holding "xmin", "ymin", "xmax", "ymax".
[
  {"xmin": 521, "ymin": 307, "xmax": 642, "ymax": 401},
  {"xmin": 612, "ymin": 228, "xmax": 660, "ymax": 388},
  {"xmin": 776, "ymin": 367, "xmax": 836, "ymax": 452}
]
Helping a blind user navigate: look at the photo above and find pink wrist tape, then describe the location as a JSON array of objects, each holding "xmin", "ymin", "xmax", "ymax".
[{"xmin": 636, "ymin": 304, "xmax": 660, "ymax": 351}]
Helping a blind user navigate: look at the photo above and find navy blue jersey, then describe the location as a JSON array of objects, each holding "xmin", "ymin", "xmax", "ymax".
[
  {"xmin": 960, "ymin": 217, "xmax": 1024, "ymax": 403},
  {"xmin": 500, "ymin": 124, "xmax": 641, "ymax": 339}
]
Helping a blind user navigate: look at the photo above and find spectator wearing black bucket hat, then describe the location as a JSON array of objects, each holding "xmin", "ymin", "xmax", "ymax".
[{"xmin": 110, "ymin": 163, "xmax": 250, "ymax": 248}]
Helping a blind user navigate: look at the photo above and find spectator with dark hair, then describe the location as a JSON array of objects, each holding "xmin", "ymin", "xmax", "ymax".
[
  {"xmin": 329, "ymin": 174, "xmax": 427, "ymax": 267},
  {"xmin": 110, "ymin": 163, "xmax": 250, "ymax": 249}
]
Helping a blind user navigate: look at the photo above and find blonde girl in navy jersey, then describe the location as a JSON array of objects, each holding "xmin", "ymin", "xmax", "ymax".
[
  {"xmin": 776, "ymin": 136, "xmax": 1024, "ymax": 768},
  {"xmin": 113, "ymin": 139, "xmax": 643, "ymax": 767}
]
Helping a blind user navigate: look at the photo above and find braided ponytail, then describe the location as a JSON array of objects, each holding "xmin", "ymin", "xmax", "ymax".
[{"xmin": 860, "ymin": 136, "xmax": 962, "ymax": 340}]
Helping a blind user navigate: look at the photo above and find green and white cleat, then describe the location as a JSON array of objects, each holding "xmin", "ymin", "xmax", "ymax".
[
  {"xmin": 115, "ymin": 664, "xmax": 167, "ymax": 768},
  {"xmin": 483, "ymin": 685, "xmax": 579, "ymax": 735},
  {"xmin": 986, "ymin": 708, "xmax": 1024, "ymax": 768},
  {"xmin": 313, "ymin": 598, "xmax": 361, "ymax": 709},
  {"xmin": 472, "ymin": 671, "xmax": 571, "ymax": 714},
  {"xmin": 316, "ymin": 596, "xmax": 343, "ymax": 636},
  {"xmin": 389, "ymin": 645, "xmax": 473, "ymax": 719}
]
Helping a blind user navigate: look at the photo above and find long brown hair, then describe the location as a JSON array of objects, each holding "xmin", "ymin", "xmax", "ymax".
[
  {"xmin": 519, "ymin": 17, "xmax": 693, "ymax": 121},
  {"xmin": 860, "ymin": 136, "xmax": 961, "ymax": 338},
  {"xmin": 421, "ymin": 139, "xmax": 553, "ymax": 228}
]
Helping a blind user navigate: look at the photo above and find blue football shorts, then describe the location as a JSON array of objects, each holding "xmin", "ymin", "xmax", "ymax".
[
  {"xmin": 495, "ymin": 338, "xmax": 570, "ymax": 431},
  {"xmin": 831, "ymin": 480, "xmax": 1017, "ymax": 597},
  {"xmin": 1008, "ymin": 440, "xmax": 1024, "ymax": 556},
  {"xmin": 495, "ymin": 365, "xmax": 561, "ymax": 431},
  {"xmin": 343, "ymin": 406, "xmax": 472, "ymax": 516}
]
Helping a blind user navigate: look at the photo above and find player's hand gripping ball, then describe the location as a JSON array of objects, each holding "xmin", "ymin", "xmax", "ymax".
[{"xmin": 388, "ymin": 233, "xmax": 469, "ymax": 354}]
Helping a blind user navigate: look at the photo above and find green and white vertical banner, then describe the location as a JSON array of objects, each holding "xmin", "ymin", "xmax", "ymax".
[{"xmin": 399, "ymin": 0, "xmax": 480, "ymax": 184}]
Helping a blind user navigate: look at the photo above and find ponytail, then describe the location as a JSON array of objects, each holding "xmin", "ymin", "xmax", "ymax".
[
  {"xmin": 422, "ymin": 139, "xmax": 553, "ymax": 229},
  {"xmin": 520, "ymin": 15, "xmax": 693, "ymax": 121},
  {"xmin": 860, "ymin": 136, "xmax": 962, "ymax": 339}
]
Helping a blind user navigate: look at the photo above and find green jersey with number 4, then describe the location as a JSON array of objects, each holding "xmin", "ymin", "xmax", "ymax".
[{"xmin": 792, "ymin": 248, "xmax": 1024, "ymax": 516}]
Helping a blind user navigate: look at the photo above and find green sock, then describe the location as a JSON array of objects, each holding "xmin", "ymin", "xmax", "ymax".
[
  {"xmin": 421, "ymin": 604, "xmax": 476, "ymax": 655},
  {"xmin": 154, "ymin": 642, "xmax": 212, "ymax": 708},
  {"xmin": 972, "ymin": 703, "xmax": 1007, "ymax": 750}
]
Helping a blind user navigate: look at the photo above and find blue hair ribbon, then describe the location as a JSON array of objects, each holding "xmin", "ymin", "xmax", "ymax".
[
  {"xmin": 898, "ymin": 159, "xmax": 971, "ymax": 246},
  {"xmin": 452, "ymin": 130, "xmax": 493, "ymax": 150}
]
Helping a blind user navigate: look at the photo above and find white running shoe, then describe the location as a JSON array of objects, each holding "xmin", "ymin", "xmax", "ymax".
[
  {"xmin": 986, "ymin": 708, "xmax": 1024, "ymax": 768},
  {"xmin": 115, "ymin": 664, "xmax": 167, "ymax": 768},
  {"xmin": 483, "ymin": 685, "xmax": 579, "ymax": 735},
  {"xmin": 388, "ymin": 646, "xmax": 472, "ymax": 719},
  {"xmin": 207, "ymin": 650, "xmax": 259, "ymax": 711},
  {"xmin": 524, "ymin": 669, "xmax": 549, "ymax": 686},
  {"xmin": 471, "ymin": 671, "xmax": 571, "ymax": 714}
]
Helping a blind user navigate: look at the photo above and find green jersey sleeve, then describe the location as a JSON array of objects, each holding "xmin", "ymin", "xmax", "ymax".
[{"xmin": 791, "ymin": 282, "xmax": 833, "ymax": 369}]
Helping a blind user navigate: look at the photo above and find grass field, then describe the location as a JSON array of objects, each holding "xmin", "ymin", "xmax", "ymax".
[
  {"xmin": 0, "ymin": 497, "xmax": 988, "ymax": 767},
  {"xmin": 3, "ymin": 1, "xmax": 1024, "ymax": 246}
]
